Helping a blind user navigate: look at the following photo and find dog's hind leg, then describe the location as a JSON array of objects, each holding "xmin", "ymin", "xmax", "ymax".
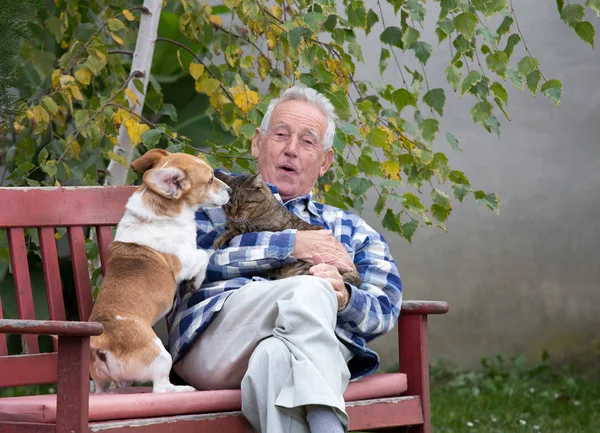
[{"xmin": 148, "ymin": 338, "xmax": 196, "ymax": 393}]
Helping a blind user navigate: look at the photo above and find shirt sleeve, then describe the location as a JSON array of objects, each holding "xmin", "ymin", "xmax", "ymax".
[
  {"xmin": 336, "ymin": 222, "xmax": 403, "ymax": 342},
  {"xmin": 194, "ymin": 210, "xmax": 298, "ymax": 280}
]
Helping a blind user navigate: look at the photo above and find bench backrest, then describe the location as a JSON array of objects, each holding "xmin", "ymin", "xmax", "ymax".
[{"xmin": 0, "ymin": 186, "xmax": 137, "ymax": 388}]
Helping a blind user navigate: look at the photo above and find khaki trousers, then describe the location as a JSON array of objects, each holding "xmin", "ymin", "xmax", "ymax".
[{"xmin": 174, "ymin": 275, "xmax": 352, "ymax": 433}]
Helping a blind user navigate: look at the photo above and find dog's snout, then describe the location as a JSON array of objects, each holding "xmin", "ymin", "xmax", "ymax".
[{"xmin": 223, "ymin": 184, "xmax": 232, "ymax": 194}]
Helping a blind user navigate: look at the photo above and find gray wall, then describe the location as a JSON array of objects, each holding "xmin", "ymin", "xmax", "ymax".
[{"xmin": 362, "ymin": 1, "xmax": 600, "ymax": 370}]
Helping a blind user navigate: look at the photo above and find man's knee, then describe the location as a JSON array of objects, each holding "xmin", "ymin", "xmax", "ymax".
[
  {"xmin": 247, "ymin": 337, "xmax": 290, "ymax": 375},
  {"xmin": 286, "ymin": 275, "xmax": 337, "ymax": 310}
]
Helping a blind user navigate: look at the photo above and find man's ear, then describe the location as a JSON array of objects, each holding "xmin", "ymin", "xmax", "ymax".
[
  {"xmin": 319, "ymin": 148, "xmax": 334, "ymax": 176},
  {"xmin": 143, "ymin": 167, "xmax": 191, "ymax": 199},
  {"xmin": 131, "ymin": 149, "xmax": 170, "ymax": 173},
  {"xmin": 251, "ymin": 128, "xmax": 262, "ymax": 159}
]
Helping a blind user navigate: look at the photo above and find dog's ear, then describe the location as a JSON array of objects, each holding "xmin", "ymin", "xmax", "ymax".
[
  {"xmin": 251, "ymin": 174, "xmax": 263, "ymax": 188},
  {"xmin": 144, "ymin": 167, "xmax": 191, "ymax": 199},
  {"xmin": 131, "ymin": 149, "xmax": 170, "ymax": 173}
]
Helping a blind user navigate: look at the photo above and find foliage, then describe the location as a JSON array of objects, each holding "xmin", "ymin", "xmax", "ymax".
[
  {"xmin": 429, "ymin": 354, "xmax": 600, "ymax": 432},
  {"xmin": 1, "ymin": 0, "xmax": 598, "ymax": 247}
]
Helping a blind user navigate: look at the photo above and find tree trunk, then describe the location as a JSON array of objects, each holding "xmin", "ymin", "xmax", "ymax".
[{"xmin": 104, "ymin": 0, "xmax": 162, "ymax": 186}]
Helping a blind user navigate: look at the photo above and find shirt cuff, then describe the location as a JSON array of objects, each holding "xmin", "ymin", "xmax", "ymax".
[{"xmin": 268, "ymin": 229, "xmax": 297, "ymax": 261}]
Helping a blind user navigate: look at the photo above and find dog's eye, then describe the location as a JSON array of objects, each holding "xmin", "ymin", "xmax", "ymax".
[{"xmin": 209, "ymin": 176, "xmax": 214, "ymax": 184}]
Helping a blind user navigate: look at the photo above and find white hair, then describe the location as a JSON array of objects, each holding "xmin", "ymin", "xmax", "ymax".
[{"xmin": 259, "ymin": 86, "xmax": 338, "ymax": 150}]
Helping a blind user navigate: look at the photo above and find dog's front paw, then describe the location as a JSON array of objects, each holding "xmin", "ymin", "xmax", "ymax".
[{"xmin": 153, "ymin": 383, "xmax": 196, "ymax": 393}]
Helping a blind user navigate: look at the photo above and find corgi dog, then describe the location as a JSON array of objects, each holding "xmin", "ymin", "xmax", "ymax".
[{"xmin": 89, "ymin": 149, "xmax": 230, "ymax": 393}]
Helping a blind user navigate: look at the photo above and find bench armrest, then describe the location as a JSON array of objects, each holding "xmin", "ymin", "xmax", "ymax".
[
  {"xmin": 0, "ymin": 319, "xmax": 103, "ymax": 337},
  {"xmin": 401, "ymin": 300, "xmax": 449, "ymax": 315}
]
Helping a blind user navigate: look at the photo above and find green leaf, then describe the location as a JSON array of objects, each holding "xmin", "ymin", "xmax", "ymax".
[
  {"xmin": 304, "ymin": 12, "xmax": 325, "ymax": 33},
  {"xmin": 328, "ymin": 90, "xmax": 350, "ymax": 120},
  {"xmin": 348, "ymin": 178, "xmax": 371, "ymax": 197},
  {"xmin": 474, "ymin": 190, "xmax": 500, "ymax": 213},
  {"xmin": 526, "ymin": 70, "xmax": 541, "ymax": 95},
  {"xmin": 490, "ymin": 82, "xmax": 508, "ymax": 104},
  {"xmin": 368, "ymin": 128, "xmax": 389, "ymax": 148},
  {"xmin": 486, "ymin": 51, "xmax": 508, "ymax": 78},
  {"xmin": 445, "ymin": 65, "xmax": 461, "ymax": 92},
  {"xmin": 141, "ymin": 126, "xmax": 165, "ymax": 149},
  {"xmin": 423, "ymin": 89, "xmax": 446, "ymax": 116},
  {"xmin": 159, "ymin": 103, "xmax": 178, "ymax": 122},
  {"xmin": 402, "ymin": 27, "xmax": 420, "ymax": 48},
  {"xmin": 496, "ymin": 14, "xmax": 513, "ymax": 37},
  {"xmin": 476, "ymin": 26, "xmax": 498, "ymax": 45},
  {"xmin": 380, "ymin": 48, "xmax": 390, "ymax": 76},
  {"xmin": 391, "ymin": 88, "xmax": 416, "ymax": 113},
  {"xmin": 382, "ymin": 209, "xmax": 402, "ymax": 234},
  {"xmin": 454, "ymin": 12, "xmax": 478, "ymax": 39},
  {"xmin": 541, "ymin": 79, "xmax": 562, "ymax": 106},
  {"xmin": 403, "ymin": 192, "xmax": 426, "ymax": 213},
  {"xmin": 472, "ymin": 0, "xmax": 507, "ymax": 18},
  {"xmin": 405, "ymin": 0, "xmax": 426, "ymax": 23},
  {"xmin": 586, "ymin": 0, "xmax": 600, "ymax": 17},
  {"xmin": 452, "ymin": 184, "xmax": 471, "ymax": 202},
  {"xmin": 410, "ymin": 41, "xmax": 433, "ymax": 64},
  {"xmin": 421, "ymin": 118, "xmax": 439, "ymax": 143},
  {"xmin": 347, "ymin": 5, "xmax": 366, "ymax": 28},
  {"xmin": 517, "ymin": 56, "xmax": 539, "ymax": 76},
  {"xmin": 574, "ymin": 21, "xmax": 595, "ymax": 47},
  {"xmin": 445, "ymin": 132, "xmax": 461, "ymax": 151},
  {"xmin": 557, "ymin": 0, "xmax": 564, "ymax": 13},
  {"xmin": 239, "ymin": 123, "xmax": 257, "ymax": 139},
  {"xmin": 431, "ymin": 203, "xmax": 450, "ymax": 222},
  {"xmin": 440, "ymin": 0, "xmax": 459, "ymax": 20},
  {"xmin": 432, "ymin": 188, "xmax": 451, "ymax": 207},
  {"xmin": 380, "ymin": 26, "xmax": 403, "ymax": 48},
  {"xmin": 401, "ymin": 220, "xmax": 419, "ymax": 242},
  {"xmin": 460, "ymin": 71, "xmax": 483, "ymax": 96},
  {"xmin": 357, "ymin": 154, "xmax": 383, "ymax": 176},
  {"xmin": 366, "ymin": 9, "xmax": 379, "ymax": 35},
  {"xmin": 339, "ymin": 122, "xmax": 362, "ymax": 139},
  {"xmin": 289, "ymin": 27, "xmax": 312, "ymax": 50},
  {"xmin": 470, "ymin": 101, "xmax": 493, "ymax": 127},
  {"xmin": 108, "ymin": 18, "xmax": 125, "ymax": 32},
  {"xmin": 507, "ymin": 68, "xmax": 524, "ymax": 89},
  {"xmin": 41, "ymin": 96, "xmax": 58, "ymax": 116},
  {"xmin": 374, "ymin": 195, "xmax": 386, "ymax": 216},
  {"xmin": 561, "ymin": 4, "xmax": 585, "ymax": 28},
  {"xmin": 41, "ymin": 160, "xmax": 58, "ymax": 177}
]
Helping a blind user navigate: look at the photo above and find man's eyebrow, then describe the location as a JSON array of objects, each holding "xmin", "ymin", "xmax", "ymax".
[
  {"xmin": 301, "ymin": 128, "xmax": 320, "ymax": 141},
  {"xmin": 272, "ymin": 122, "xmax": 289, "ymax": 130}
]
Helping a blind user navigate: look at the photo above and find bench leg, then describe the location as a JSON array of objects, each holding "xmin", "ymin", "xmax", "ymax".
[
  {"xmin": 398, "ymin": 314, "xmax": 431, "ymax": 433},
  {"xmin": 56, "ymin": 336, "xmax": 90, "ymax": 433}
]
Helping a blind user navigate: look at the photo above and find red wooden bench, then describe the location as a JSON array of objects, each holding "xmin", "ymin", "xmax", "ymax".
[{"xmin": 0, "ymin": 186, "xmax": 449, "ymax": 433}]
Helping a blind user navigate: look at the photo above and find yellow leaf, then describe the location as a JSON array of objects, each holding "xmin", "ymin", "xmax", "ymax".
[
  {"xmin": 71, "ymin": 140, "xmax": 80, "ymax": 159},
  {"xmin": 196, "ymin": 77, "xmax": 221, "ymax": 96},
  {"xmin": 232, "ymin": 119, "xmax": 243, "ymax": 137},
  {"xmin": 323, "ymin": 184, "xmax": 332, "ymax": 193},
  {"xmin": 69, "ymin": 85, "xmax": 84, "ymax": 101},
  {"xmin": 107, "ymin": 151, "xmax": 129, "ymax": 168},
  {"xmin": 189, "ymin": 63, "xmax": 205, "ymax": 80},
  {"xmin": 125, "ymin": 88, "xmax": 140, "ymax": 106},
  {"xmin": 124, "ymin": 118, "xmax": 150, "ymax": 146},
  {"xmin": 110, "ymin": 32, "xmax": 124, "ymax": 45},
  {"xmin": 258, "ymin": 56, "xmax": 271, "ymax": 80},
  {"xmin": 32, "ymin": 106, "xmax": 50, "ymax": 134},
  {"xmin": 95, "ymin": 49, "xmax": 107, "ymax": 62},
  {"xmin": 61, "ymin": 40, "xmax": 68, "ymax": 49},
  {"xmin": 59, "ymin": 74, "xmax": 75, "ymax": 87},
  {"xmin": 230, "ymin": 86, "xmax": 259, "ymax": 114},
  {"xmin": 270, "ymin": 4, "xmax": 283, "ymax": 19},
  {"xmin": 13, "ymin": 121, "xmax": 23, "ymax": 134},
  {"xmin": 25, "ymin": 109, "xmax": 35, "ymax": 121},
  {"xmin": 284, "ymin": 60, "xmax": 293, "ymax": 77},
  {"xmin": 266, "ymin": 32, "xmax": 276, "ymax": 50},
  {"xmin": 122, "ymin": 9, "xmax": 135, "ymax": 21},
  {"xmin": 54, "ymin": 180, "xmax": 61, "ymax": 187},
  {"xmin": 113, "ymin": 108, "xmax": 131, "ymax": 126},
  {"xmin": 223, "ymin": 0, "xmax": 241, "ymax": 8},
  {"xmin": 74, "ymin": 68, "xmax": 92, "ymax": 86},
  {"xmin": 382, "ymin": 160, "xmax": 401, "ymax": 180},
  {"xmin": 209, "ymin": 15, "xmax": 223, "ymax": 27}
]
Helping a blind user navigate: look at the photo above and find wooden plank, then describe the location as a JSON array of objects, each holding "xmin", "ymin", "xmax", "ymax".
[
  {"xmin": 6, "ymin": 228, "xmax": 39, "ymax": 354},
  {"xmin": 0, "ymin": 422, "xmax": 55, "ymax": 433},
  {"xmin": 401, "ymin": 300, "xmax": 449, "ymax": 315},
  {"xmin": 346, "ymin": 396, "xmax": 424, "ymax": 431},
  {"xmin": 399, "ymin": 314, "xmax": 431, "ymax": 433},
  {"xmin": 68, "ymin": 226, "xmax": 94, "ymax": 321},
  {"xmin": 0, "ymin": 319, "xmax": 103, "ymax": 337},
  {"xmin": 0, "ymin": 186, "xmax": 135, "ymax": 228},
  {"xmin": 0, "ymin": 353, "xmax": 57, "ymax": 387},
  {"xmin": 0, "ymin": 297, "xmax": 7, "ymax": 356},
  {"xmin": 96, "ymin": 226, "xmax": 114, "ymax": 277},
  {"xmin": 39, "ymin": 227, "xmax": 66, "ymax": 326},
  {"xmin": 56, "ymin": 336, "xmax": 91, "ymax": 433}
]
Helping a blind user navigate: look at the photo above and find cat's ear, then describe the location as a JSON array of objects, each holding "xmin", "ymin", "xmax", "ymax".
[
  {"xmin": 214, "ymin": 170, "xmax": 233, "ymax": 185},
  {"xmin": 251, "ymin": 174, "xmax": 263, "ymax": 188}
]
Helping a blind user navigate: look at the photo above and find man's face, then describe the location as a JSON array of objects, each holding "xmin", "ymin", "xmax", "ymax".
[{"xmin": 251, "ymin": 100, "xmax": 334, "ymax": 202}]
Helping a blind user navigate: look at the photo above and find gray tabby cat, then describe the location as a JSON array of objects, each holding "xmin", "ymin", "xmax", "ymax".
[{"xmin": 214, "ymin": 172, "xmax": 362, "ymax": 287}]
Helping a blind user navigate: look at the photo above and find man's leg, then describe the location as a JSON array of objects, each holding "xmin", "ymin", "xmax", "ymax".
[{"xmin": 173, "ymin": 275, "xmax": 351, "ymax": 432}]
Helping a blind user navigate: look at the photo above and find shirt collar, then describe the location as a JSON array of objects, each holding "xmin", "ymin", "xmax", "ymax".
[{"xmin": 265, "ymin": 182, "xmax": 321, "ymax": 219}]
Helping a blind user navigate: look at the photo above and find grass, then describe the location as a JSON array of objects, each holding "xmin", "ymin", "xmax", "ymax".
[{"xmin": 430, "ymin": 354, "xmax": 600, "ymax": 432}]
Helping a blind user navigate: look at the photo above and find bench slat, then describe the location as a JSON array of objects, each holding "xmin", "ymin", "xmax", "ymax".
[
  {"xmin": 6, "ymin": 228, "xmax": 39, "ymax": 354},
  {"xmin": 68, "ymin": 227, "xmax": 93, "ymax": 322},
  {"xmin": 96, "ymin": 226, "xmax": 114, "ymax": 277},
  {"xmin": 0, "ymin": 187, "xmax": 136, "ymax": 228},
  {"xmin": 0, "ymin": 298, "xmax": 7, "ymax": 356},
  {"xmin": 39, "ymin": 228, "xmax": 66, "ymax": 328},
  {"xmin": 0, "ymin": 353, "xmax": 57, "ymax": 387}
]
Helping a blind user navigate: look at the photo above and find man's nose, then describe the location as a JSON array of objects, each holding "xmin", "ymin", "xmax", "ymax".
[{"xmin": 284, "ymin": 135, "xmax": 299, "ymax": 156}]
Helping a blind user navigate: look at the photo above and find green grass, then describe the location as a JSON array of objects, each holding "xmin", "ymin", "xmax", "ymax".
[{"xmin": 430, "ymin": 354, "xmax": 600, "ymax": 433}]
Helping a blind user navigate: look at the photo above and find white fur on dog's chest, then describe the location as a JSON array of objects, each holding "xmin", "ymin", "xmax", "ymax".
[{"xmin": 115, "ymin": 192, "xmax": 208, "ymax": 282}]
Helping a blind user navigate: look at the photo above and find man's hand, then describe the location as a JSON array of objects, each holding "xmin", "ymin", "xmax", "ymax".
[
  {"xmin": 310, "ymin": 254, "xmax": 350, "ymax": 311},
  {"xmin": 293, "ymin": 230, "xmax": 353, "ymax": 272}
]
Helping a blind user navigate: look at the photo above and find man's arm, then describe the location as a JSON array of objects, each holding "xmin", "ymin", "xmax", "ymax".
[{"xmin": 335, "ymin": 224, "xmax": 403, "ymax": 341}]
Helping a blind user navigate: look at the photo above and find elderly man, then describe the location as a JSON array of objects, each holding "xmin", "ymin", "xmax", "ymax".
[{"xmin": 168, "ymin": 86, "xmax": 402, "ymax": 433}]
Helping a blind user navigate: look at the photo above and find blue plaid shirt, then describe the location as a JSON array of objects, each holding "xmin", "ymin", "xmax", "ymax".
[{"xmin": 168, "ymin": 186, "xmax": 403, "ymax": 380}]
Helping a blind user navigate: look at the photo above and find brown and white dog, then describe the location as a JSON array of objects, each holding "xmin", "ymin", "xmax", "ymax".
[{"xmin": 89, "ymin": 149, "xmax": 230, "ymax": 393}]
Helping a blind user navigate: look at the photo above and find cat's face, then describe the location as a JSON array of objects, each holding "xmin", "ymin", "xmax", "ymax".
[{"xmin": 214, "ymin": 172, "xmax": 275, "ymax": 220}]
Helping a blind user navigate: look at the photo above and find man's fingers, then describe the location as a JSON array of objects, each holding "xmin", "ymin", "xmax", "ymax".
[{"xmin": 312, "ymin": 253, "xmax": 325, "ymax": 265}]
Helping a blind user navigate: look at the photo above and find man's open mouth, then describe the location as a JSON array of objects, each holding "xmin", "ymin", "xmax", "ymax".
[{"xmin": 278, "ymin": 165, "xmax": 297, "ymax": 173}]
